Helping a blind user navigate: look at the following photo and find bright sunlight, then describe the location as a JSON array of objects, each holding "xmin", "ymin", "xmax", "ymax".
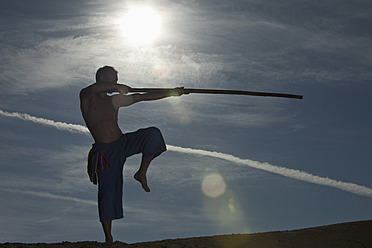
[{"xmin": 121, "ymin": 6, "xmax": 163, "ymax": 46}]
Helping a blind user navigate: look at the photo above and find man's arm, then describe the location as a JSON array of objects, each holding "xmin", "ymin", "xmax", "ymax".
[
  {"xmin": 112, "ymin": 87, "xmax": 185, "ymax": 108},
  {"xmin": 80, "ymin": 83, "xmax": 130, "ymax": 100}
]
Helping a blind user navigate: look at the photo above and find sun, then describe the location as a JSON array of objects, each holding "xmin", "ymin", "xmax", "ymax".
[{"xmin": 120, "ymin": 6, "xmax": 163, "ymax": 46}]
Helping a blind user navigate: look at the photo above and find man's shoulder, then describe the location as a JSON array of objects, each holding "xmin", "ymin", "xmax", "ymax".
[{"xmin": 80, "ymin": 84, "xmax": 96, "ymax": 100}]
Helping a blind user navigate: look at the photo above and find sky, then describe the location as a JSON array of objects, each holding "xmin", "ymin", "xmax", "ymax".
[{"xmin": 0, "ymin": 0, "xmax": 372, "ymax": 244}]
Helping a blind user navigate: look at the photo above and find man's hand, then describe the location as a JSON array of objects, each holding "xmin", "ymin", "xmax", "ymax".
[
  {"xmin": 112, "ymin": 86, "xmax": 189, "ymax": 108},
  {"xmin": 173, "ymin": 87, "xmax": 189, "ymax": 96}
]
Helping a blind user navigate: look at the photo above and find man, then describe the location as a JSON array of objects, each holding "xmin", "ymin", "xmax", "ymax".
[{"xmin": 80, "ymin": 66, "xmax": 185, "ymax": 243}]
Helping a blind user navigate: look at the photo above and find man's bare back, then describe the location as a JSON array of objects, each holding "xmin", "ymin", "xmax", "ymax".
[
  {"xmin": 80, "ymin": 67, "xmax": 183, "ymax": 144},
  {"xmin": 80, "ymin": 82, "xmax": 129, "ymax": 143}
]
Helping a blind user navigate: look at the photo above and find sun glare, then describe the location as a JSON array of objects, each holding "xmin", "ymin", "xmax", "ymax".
[
  {"xmin": 201, "ymin": 173, "xmax": 226, "ymax": 198},
  {"xmin": 121, "ymin": 6, "xmax": 162, "ymax": 46}
]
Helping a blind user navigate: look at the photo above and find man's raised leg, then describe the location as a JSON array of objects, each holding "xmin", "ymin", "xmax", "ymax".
[{"xmin": 134, "ymin": 155, "xmax": 155, "ymax": 192}]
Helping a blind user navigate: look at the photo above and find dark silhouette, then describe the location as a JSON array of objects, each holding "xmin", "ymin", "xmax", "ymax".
[{"xmin": 80, "ymin": 66, "xmax": 185, "ymax": 243}]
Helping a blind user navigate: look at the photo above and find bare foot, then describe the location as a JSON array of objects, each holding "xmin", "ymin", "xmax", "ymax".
[
  {"xmin": 105, "ymin": 235, "xmax": 113, "ymax": 244},
  {"xmin": 134, "ymin": 172, "xmax": 151, "ymax": 192}
]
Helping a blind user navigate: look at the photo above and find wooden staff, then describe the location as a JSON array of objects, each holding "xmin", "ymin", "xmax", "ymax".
[{"xmin": 129, "ymin": 88, "xmax": 303, "ymax": 99}]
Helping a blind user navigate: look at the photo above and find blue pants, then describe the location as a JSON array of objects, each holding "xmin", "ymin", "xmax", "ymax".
[{"xmin": 90, "ymin": 127, "xmax": 166, "ymax": 222}]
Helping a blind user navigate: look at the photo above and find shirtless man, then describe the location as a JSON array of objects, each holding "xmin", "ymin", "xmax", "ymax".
[{"xmin": 80, "ymin": 66, "xmax": 185, "ymax": 243}]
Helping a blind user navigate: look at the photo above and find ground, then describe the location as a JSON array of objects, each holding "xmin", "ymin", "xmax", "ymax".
[{"xmin": 1, "ymin": 220, "xmax": 371, "ymax": 248}]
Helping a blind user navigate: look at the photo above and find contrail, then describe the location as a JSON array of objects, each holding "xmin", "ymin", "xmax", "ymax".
[
  {"xmin": 0, "ymin": 109, "xmax": 89, "ymax": 134},
  {"xmin": 166, "ymin": 145, "xmax": 372, "ymax": 198},
  {"xmin": 1, "ymin": 189, "xmax": 96, "ymax": 206},
  {"xmin": 1, "ymin": 109, "xmax": 371, "ymax": 198}
]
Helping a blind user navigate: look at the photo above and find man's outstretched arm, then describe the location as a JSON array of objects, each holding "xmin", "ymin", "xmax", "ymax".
[
  {"xmin": 112, "ymin": 87, "xmax": 185, "ymax": 108},
  {"xmin": 132, "ymin": 87, "xmax": 185, "ymax": 101}
]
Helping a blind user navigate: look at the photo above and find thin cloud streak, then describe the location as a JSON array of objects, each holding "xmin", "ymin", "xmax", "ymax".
[
  {"xmin": 1, "ymin": 189, "xmax": 96, "ymax": 206},
  {"xmin": 167, "ymin": 145, "xmax": 372, "ymax": 198},
  {"xmin": 1, "ymin": 109, "xmax": 371, "ymax": 198},
  {"xmin": 0, "ymin": 109, "xmax": 89, "ymax": 134}
]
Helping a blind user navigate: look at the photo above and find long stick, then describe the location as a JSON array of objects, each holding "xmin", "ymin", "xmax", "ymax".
[{"xmin": 129, "ymin": 88, "xmax": 303, "ymax": 99}]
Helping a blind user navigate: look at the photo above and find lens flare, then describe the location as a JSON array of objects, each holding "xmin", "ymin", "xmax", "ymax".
[
  {"xmin": 202, "ymin": 188, "xmax": 251, "ymax": 245},
  {"xmin": 201, "ymin": 173, "xmax": 226, "ymax": 198},
  {"xmin": 227, "ymin": 198, "xmax": 236, "ymax": 213},
  {"xmin": 153, "ymin": 63, "xmax": 170, "ymax": 79}
]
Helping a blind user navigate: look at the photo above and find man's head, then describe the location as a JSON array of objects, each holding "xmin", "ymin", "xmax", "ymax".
[{"xmin": 96, "ymin": 66, "xmax": 118, "ymax": 83}]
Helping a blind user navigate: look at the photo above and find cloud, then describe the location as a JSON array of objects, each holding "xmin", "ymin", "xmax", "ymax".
[
  {"xmin": 0, "ymin": 109, "xmax": 89, "ymax": 134},
  {"xmin": 0, "ymin": 36, "xmax": 96, "ymax": 93},
  {"xmin": 0, "ymin": 188, "xmax": 96, "ymax": 206},
  {"xmin": 166, "ymin": 145, "xmax": 372, "ymax": 198},
  {"xmin": 2, "ymin": 0, "xmax": 371, "ymax": 97},
  {"xmin": 1, "ymin": 108, "xmax": 371, "ymax": 198},
  {"xmin": 0, "ymin": 1, "xmax": 226, "ymax": 94}
]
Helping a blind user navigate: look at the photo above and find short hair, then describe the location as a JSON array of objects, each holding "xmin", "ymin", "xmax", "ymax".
[{"xmin": 95, "ymin": 66, "xmax": 118, "ymax": 83}]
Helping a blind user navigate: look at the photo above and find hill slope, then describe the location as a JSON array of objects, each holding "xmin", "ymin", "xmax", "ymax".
[{"xmin": 1, "ymin": 220, "xmax": 371, "ymax": 248}]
